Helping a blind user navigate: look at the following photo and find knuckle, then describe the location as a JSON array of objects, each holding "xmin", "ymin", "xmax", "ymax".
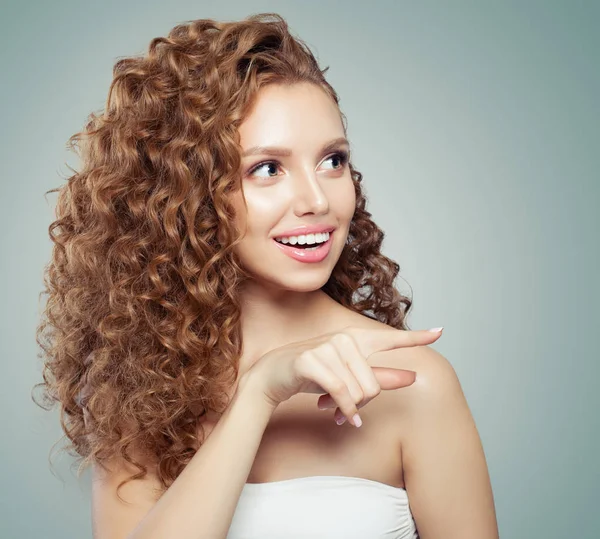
[
  {"xmin": 298, "ymin": 350, "xmax": 316, "ymax": 363},
  {"xmin": 330, "ymin": 378, "xmax": 348, "ymax": 395},
  {"xmin": 319, "ymin": 341, "xmax": 337, "ymax": 356},
  {"xmin": 331, "ymin": 332, "xmax": 354, "ymax": 347},
  {"xmin": 356, "ymin": 386, "xmax": 380, "ymax": 407},
  {"xmin": 367, "ymin": 384, "xmax": 381, "ymax": 398},
  {"xmin": 294, "ymin": 351, "xmax": 316, "ymax": 374}
]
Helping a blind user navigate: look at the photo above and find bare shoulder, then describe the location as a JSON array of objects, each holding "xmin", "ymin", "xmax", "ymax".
[
  {"xmin": 375, "ymin": 339, "xmax": 463, "ymax": 415},
  {"xmin": 336, "ymin": 311, "xmax": 461, "ymax": 409},
  {"xmin": 348, "ymin": 314, "xmax": 467, "ymax": 439},
  {"xmin": 339, "ymin": 312, "xmax": 460, "ymax": 399},
  {"xmin": 365, "ymin": 325, "xmax": 499, "ymax": 538},
  {"xmin": 330, "ymin": 310, "xmax": 464, "ymax": 425}
]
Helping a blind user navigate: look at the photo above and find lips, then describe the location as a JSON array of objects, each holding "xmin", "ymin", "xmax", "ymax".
[{"xmin": 272, "ymin": 230, "xmax": 334, "ymax": 263}]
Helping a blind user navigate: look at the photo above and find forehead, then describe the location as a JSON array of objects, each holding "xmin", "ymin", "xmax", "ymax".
[{"xmin": 238, "ymin": 82, "xmax": 345, "ymax": 150}]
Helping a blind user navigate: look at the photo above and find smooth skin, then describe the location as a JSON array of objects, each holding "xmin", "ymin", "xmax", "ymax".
[
  {"xmin": 231, "ymin": 81, "xmax": 499, "ymax": 538},
  {"xmin": 246, "ymin": 324, "xmax": 438, "ymax": 426},
  {"xmin": 91, "ymin": 81, "xmax": 499, "ymax": 539}
]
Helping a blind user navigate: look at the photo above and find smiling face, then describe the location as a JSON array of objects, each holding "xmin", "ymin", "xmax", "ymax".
[{"xmin": 231, "ymin": 82, "xmax": 356, "ymax": 293}]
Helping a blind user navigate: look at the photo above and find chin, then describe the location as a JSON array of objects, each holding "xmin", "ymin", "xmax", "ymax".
[{"xmin": 259, "ymin": 272, "xmax": 333, "ymax": 293}]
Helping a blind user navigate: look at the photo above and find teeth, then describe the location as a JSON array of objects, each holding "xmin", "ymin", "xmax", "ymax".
[{"xmin": 275, "ymin": 231, "xmax": 330, "ymax": 245}]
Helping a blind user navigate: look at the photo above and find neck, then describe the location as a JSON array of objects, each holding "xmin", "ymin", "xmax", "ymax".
[{"xmin": 236, "ymin": 285, "xmax": 345, "ymax": 374}]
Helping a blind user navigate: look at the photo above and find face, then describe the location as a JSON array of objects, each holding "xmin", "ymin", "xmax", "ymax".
[{"xmin": 231, "ymin": 82, "xmax": 356, "ymax": 293}]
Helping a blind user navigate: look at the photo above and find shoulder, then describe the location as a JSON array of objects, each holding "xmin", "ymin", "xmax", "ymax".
[
  {"xmin": 374, "ymin": 333, "xmax": 499, "ymax": 536},
  {"xmin": 334, "ymin": 310, "xmax": 463, "ymax": 414},
  {"xmin": 340, "ymin": 311, "xmax": 463, "ymax": 411},
  {"xmin": 341, "ymin": 312, "xmax": 460, "ymax": 396},
  {"xmin": 379, "ymin": 342, "xmax": 462, "ymax": 412},
  {"xmin": 341, "ymin": 311, "xmax": 465, "ymax": 432},
  {"xmin": 368, "ymin": 333, "xmax": 464, "ymax": 431}
]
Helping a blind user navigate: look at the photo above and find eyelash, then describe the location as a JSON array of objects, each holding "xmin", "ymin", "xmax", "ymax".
[{"xmin": 247, "ymin": 150, "xmax": 350, "ymax": 177}]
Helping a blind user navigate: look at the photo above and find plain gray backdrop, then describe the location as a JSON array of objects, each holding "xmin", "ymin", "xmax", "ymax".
[{"xmin": 1, "ymin": 1, "xmax": 598, "ymax": 538}]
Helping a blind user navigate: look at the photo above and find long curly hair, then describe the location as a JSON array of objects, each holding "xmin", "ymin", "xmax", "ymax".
[{"xmin": 33, "ymin": 12, "xmax": 413, "ymax": 501}]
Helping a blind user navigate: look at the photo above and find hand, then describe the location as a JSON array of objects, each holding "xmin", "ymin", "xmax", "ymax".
[{"xmin": 242, "ymin": 325, "xmax": 444, "ymax": 427}]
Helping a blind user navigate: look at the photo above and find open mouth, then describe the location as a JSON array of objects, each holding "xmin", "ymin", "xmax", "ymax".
[
  {"xmin": 273, "ymin": 234, "xmax": 331, "ymax": 250},
  {"xmin": 272, "ymin": 231, "xmax": 334, "ymax": 262},
  {"xmin": 281, "ymin": 241, "xmax": 326, "ymax": 250}
]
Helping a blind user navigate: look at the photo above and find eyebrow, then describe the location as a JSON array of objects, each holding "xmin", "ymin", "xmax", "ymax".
[{"xmin": 241, "ymin": 137, "xmax": 350, "ymax": 158}]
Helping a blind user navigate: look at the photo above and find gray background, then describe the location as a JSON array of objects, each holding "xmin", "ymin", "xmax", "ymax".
[{"xmin": 1, "ymin": 1, "xmax": 598, "ymax": 538}]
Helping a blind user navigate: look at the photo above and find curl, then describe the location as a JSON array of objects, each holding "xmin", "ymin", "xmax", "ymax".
[{"xmin": 33, "ymin": 12, "xmax": 412, "ymax": 503}]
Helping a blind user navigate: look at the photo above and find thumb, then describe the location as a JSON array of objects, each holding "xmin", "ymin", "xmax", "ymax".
[{"xmin": 372, "ymin": 366, "xmax": 417, "ymax": 390}]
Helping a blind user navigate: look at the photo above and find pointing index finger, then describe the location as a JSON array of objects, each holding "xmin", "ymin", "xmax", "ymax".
[{"xmin": 345, "ymin": 326, "xmax": 444, "ymax": 359}]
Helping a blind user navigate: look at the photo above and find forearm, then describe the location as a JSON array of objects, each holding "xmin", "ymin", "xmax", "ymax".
[{"xmin": 128, "ymin": 376, "xmax": 276, "ymax": 539}]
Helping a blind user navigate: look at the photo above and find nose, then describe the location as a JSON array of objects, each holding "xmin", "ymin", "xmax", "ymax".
[{"xmin": 291, "ymin": 170, "xmax": 329, "ymax": 217}]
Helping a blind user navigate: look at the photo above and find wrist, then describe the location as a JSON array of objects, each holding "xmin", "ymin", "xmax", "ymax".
[{"xmin": 236, "ymin": 372, "xmax": 279, "ymax": 415}]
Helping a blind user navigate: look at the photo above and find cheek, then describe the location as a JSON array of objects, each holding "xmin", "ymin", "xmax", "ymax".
[
  {"xmin": 332, "ymin": 178, "xmax": 357, "ymax": 220},
  {"xmin": 230, "ymin": 187, "xmax": 271, "ymax": 230},
  {"xmin": 231, "ymin": 191, "xmax": 277, "ymax": 247}
]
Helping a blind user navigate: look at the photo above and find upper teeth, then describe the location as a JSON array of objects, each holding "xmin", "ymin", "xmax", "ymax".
[{"xmin": 275, "ymin": 232, "xmax": 330, "ymax": 245}]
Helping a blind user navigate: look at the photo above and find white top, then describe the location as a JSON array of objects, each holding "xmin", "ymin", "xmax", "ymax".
[{"xmin": 227, "ymin": 475, "xmax": 419, "ymax": 538}]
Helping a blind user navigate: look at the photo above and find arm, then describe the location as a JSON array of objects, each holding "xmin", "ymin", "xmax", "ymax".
[
  {"xmin": 92, "ymin": 374, "xmax": 277, "ymax": 539},
  {"xmin": 394, "ymin": 345, "xmax": 499, "ymax": 539}
]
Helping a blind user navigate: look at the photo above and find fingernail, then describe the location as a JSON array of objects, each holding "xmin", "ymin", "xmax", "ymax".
[
  {"xmin": 352, "ymin": 413, "xmax": 362, "ymax": 428},
  {"xmin": 336, "ymin": 415, "xmax": 347, "ymax": 425},
  {"xmin": 428, "ymin": 326, "xmax": 444, "ymax": 333}
]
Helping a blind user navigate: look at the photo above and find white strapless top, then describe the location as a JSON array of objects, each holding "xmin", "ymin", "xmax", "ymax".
[{"xmin": 227, "ymin": 475, "xmax": 419, "ymax": 538}]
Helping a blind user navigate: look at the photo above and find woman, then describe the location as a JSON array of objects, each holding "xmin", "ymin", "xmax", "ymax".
[{"xmin": 34, "ymin": 12, "xmax": 498, "ymax": 539}]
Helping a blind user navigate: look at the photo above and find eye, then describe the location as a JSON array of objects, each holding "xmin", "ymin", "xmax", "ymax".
[
  {"xmin": 322, "ymin": 151, "xmax": 349, "ymax": 170},
  {"xmin": 247, "ymin": 150, "xmax": 349, "ymax": 179}
]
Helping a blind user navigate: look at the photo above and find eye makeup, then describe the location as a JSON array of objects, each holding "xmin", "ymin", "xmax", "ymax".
[{"xmin": 246, "ymin": 150, "xmax": 350, "ymax": 178}]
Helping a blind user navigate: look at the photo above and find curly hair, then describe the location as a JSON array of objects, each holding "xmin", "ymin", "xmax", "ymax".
[{"xmin": 33, "ymin": 12, "xmax": 413, "ymax": 502}]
